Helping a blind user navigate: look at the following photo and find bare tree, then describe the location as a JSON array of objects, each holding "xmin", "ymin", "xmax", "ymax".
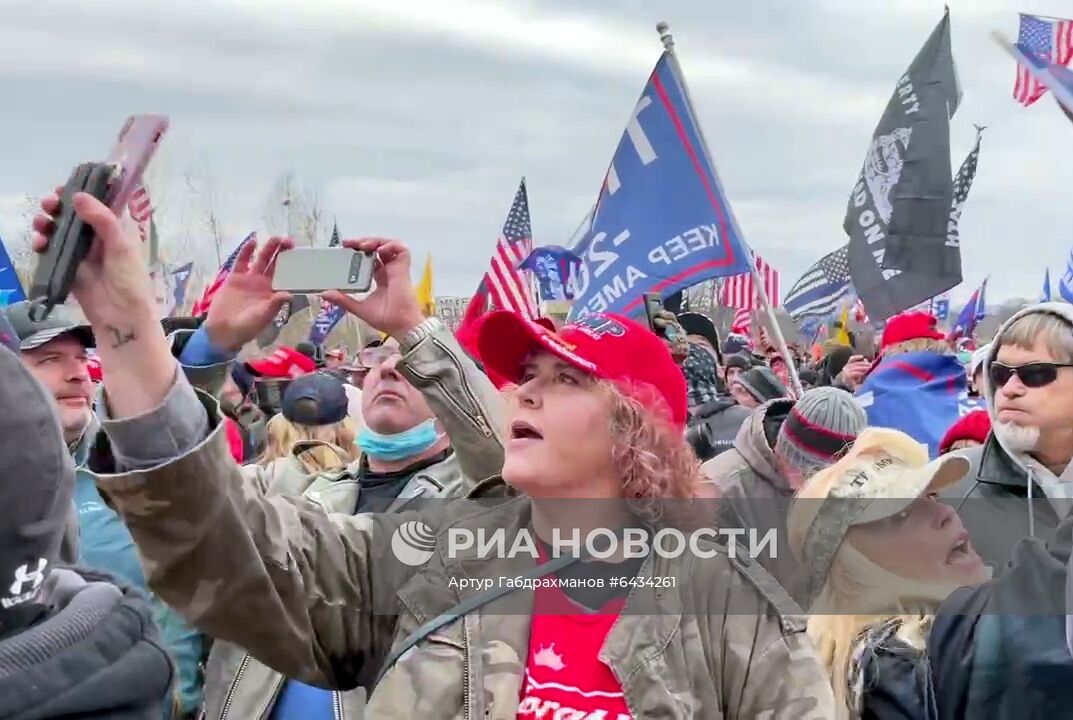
[
  {"xmin": 263, "ymin": 173, "xmax": 326, "ymax": 247},
  {"xmin": 7, "ymin": 195, "xmax": 41, "ymax": 291}
]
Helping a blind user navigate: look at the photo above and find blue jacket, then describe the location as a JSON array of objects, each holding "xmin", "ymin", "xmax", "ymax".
[
  {"xmin": 72, "ymin": 327, "xmax": 236, "ymax": 717},
  {"xmin": 73, "ymin": 422, "xmax": 204, "ymax": 718}
]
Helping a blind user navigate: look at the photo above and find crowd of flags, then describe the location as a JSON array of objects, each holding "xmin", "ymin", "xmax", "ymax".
[{"xmin": 0, "ymin": 9, "xmax": 1070, "ymax": 359}]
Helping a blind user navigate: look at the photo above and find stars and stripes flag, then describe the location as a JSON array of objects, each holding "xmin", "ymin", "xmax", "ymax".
[
  {"xmin": 720, "ymin": 253, "xmax": 780, "ymax": 311},
  {"xmin": 128, "ymin": 184, "xmax": 153, "ymax": 242},
  {"xmin": 1013, "ymin": 13, "xmax": 1073, "ymax": 106},
  {"xmin": 455, "ymin": 180, "xmax": 539, "ymax": 363},
  {"xmin": 485, "ymin": 179, "xmax": 538, "ymax": 318},
  {"xmin": 730, "ymin": 307, "xmax": 752, "ymax": 336},
  {"xmin": 946, "ymin": 125, "xmax": 985, "ymax": 252},
  {"xmin": 783, "ymin": 246, "xmax": 853, "ymax": 321},
  {"xmin": 191, "ymin": 233, "xmax": 255, "ymax": 317},
  {"xmin": 853, "ymin": 296, "xmax": 869, "ymax": 324}
]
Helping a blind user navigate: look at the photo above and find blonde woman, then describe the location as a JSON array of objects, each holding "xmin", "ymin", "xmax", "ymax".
[
  {"xmin": 250, "ymin": 372, "xmax": 358, "ymax": 497},
  {"xmin": 787, "ymin": 428, "xmax": 991, "ymax": 718}
]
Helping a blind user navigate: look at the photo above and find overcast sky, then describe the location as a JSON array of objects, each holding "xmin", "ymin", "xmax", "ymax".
[{"xmin": 1, "ymin": 0, "xmax": 1071, "ymax": 306}]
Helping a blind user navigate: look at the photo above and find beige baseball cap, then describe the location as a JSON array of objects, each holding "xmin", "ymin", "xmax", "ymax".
[{"xmin": 799, "ymin": 452, "xmax": 970, "ymax": 595}]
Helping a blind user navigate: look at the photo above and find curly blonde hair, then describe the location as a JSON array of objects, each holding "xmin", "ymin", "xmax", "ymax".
[{"xmin": 602, "ymin": 381, "xmax": 700, "ymax": 507}]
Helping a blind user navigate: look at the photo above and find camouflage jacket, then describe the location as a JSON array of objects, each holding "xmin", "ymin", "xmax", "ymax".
[
  {"xmin": 204, "ymin": 460, "xmax": 475, "ymax": 720},
  {"xmin": 194, "ymin": 320, "xmax": 504, "ymax": 720}
]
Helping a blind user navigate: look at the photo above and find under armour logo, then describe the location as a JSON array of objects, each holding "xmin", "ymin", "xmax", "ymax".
[{"xmin": 10, "ymin": 559, "xmax": 47, "ymax": 596}]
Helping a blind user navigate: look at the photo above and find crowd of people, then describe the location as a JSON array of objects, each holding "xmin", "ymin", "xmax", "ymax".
[{"xmin": 2, "ymin": 190, "xmax": 1073, "ymax": 719}]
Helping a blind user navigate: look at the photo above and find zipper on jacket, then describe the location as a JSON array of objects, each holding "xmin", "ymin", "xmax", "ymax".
[
  {"xmin": 462, "ymin": 624, "xmax": 471, "ymax": 720},
  {"xmin": 407, "ymin": 338, "xmax": 494, "ymax": 439},
  {"xmin": 219, "ymin": 654, "xmax": 251, "ymax": 720},
  {"xmin": 407, "ymin": 361, "xmax": 491, "ymax": 439},
  {"xmin": 332, "ymin": 690, "xmax": 343, "ymax": 720}
]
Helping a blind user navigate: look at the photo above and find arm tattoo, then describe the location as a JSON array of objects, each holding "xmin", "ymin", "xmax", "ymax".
[{"xmin": 104, "ymin": 324, "xmax": 137, "ymax": 349}]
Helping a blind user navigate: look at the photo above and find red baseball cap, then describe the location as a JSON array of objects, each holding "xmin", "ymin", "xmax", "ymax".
[
  {"xmin": 478, "ymin": 311, "xmax": 688, "ymax": 429},
  {"xmin": 880, "ymin": 311, "xmax": 945, "ymax": 351},
  {"xmin": 245, "ymin": 346, "xmax": 316, "ymax": 379}
]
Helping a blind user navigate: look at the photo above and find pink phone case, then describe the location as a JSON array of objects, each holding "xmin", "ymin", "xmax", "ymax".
[{"xmin": 102, "ymin": 114, "xmax": 169, "ymax": 215}]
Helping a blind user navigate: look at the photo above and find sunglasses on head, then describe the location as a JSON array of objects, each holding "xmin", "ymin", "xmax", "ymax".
[{"xmin": 989, "ymin": 361, "xmax": 1073, "ymax": 389}]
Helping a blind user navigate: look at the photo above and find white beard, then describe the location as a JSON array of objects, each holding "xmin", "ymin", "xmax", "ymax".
[{"xmin": 994, "ymin": 420, "xmax": 1041, "ymax": 453}]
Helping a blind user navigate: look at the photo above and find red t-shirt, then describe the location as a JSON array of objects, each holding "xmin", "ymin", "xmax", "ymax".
[{"xmin": 517, "ymin": 581, "xmax": 632, "ymax": 720}]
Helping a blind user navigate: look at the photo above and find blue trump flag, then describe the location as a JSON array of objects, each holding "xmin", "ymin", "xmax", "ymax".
[
  {"xmin": 856, "ymin": 351, "xmax": 984, "ymax": 458},
  {"xmin": 1060, "ymin": 247, "xmax": 1073, "ymax": 304},
  {"xmin": 308, "ymin": 224, "xmax": 346, "ymax": 345},
  {"xmin": 567, "ymin": 51, "xmax": 753, "ymax": 320},
  {"xmin": 0, "ymin": 236, "xmax": 26, "ymax": 307},
  {"xmin": 948, "ymin": 278, "xmax": 987, "ymax": 341},
  {"xmin": 521, "ymin": 245, "xmax": 581, "ymax": 301}
]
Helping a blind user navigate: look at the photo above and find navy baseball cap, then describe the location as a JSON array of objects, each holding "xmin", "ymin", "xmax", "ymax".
[{"xmin": 281, "ymin": 372, "xmax": 349, "ymax": 426}]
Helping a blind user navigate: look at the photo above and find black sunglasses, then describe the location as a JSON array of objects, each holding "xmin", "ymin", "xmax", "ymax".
[{"xmin": 989, "ymin": 361, "xmax": 1073, "ymax": 389}]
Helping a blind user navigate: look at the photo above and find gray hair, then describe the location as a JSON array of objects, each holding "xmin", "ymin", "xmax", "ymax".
[{"xmin": 998, "ymin": 311, "xmax": 1073, "ymax": 363}]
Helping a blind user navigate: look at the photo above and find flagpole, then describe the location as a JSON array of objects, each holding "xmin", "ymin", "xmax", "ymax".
[{"xmin": 656, "ymin": 21, "xmax": 803, "ymax": 396}]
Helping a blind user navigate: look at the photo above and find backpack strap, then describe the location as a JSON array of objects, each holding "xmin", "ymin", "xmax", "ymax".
[
  {"xmin": 375, "ymin": 551, "xmax": 584, "ymax": 687},
  {"xmin": 727, "ymin": 553, "xmax": 807, "ymax": 634}
]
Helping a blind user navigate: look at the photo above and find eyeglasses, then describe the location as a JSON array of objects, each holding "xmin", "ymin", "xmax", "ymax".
[
  {"xmin": 989, "ymin": 361, "xmax": 1073, "ymax": 389},
  {"xmin": 345, "ymin": 345, "xmax": 401, "ymax": 383}
]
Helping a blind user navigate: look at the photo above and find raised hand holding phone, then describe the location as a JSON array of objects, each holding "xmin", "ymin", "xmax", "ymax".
[
  {"xmin": 28, "ymin": 115, "xmax": 167, "ymax": 321},
  {"xmin": 320, "ymin": 238, "xmax": 425, "ymax": 339},
  {"xmin": 204, "ymin": 237, "xmax": 294, "ymax": 352},
  {"xmin": 32, "ymin": 189, "xmax": 174, "ymax": 418}
]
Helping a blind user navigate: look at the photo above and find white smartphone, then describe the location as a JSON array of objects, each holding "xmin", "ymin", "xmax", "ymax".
[{"xmin": 272, "ymin": 248, "xmax": 375, "ymax": 294}]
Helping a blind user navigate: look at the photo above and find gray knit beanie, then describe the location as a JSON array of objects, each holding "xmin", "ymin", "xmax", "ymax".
[{"xmin": 775, "ymin": 387, "xmax": 866, "ymax": 477}]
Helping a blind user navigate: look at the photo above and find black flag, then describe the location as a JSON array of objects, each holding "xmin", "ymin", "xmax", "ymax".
[{"xmin": 845, "ymin": 9, "xmax": 963, "ymax": 321}]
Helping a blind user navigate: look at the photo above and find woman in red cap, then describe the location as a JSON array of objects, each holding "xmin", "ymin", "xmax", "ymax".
[{"xmin": 85, "ymin": 229, "xmax": 834, "ymax": 717}]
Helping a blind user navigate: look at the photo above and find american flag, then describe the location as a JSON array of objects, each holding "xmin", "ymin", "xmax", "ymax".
[
  {"xmin": 947, "ymin": 125, "xmax": 984, "ymax": 250},
  {"xmin": 730, "ymin": 306, "xmax": 752, "ymax": 336},
  {"xmin": 853, "ymin": 296, "xmax": 869, "ymax": 324},
  {"xmin": 1014, "ymin": 13, "xmax": 1073, "ymax": 106},
  {"xmin": 128, "ymin": 184, "xmax": 153, "ymax": 242},
  {"xmin": 783, "ymin": 246, "xmax": 852, "ymax": 321},
  {"xmin": 192, "ymin": 233, "xmax": 255, "ymax": 317},
  {"xmin": 486, "ymin": 179, "xmax": 538, "ymax": 318},
  {"xmin": 721, "ymin": 253, "xmax": 780, "ymax": 310}
]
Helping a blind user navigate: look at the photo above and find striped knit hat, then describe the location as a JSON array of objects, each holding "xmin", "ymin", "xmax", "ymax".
[{"xmin": 775, "ymin": 387, "xmax": 866, "ymax": 477}]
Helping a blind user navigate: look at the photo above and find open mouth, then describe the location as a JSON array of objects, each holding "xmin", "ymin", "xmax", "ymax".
[
  {"xmin": 510, "ymin": 420, "xmax": 543, "ymax": 441},
  {"xmin": 946, "ymin": 533, "xmax": 973, "ymax": 564}
]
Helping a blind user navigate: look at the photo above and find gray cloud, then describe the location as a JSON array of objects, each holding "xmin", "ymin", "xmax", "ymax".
[{"xmin": 1, "ymin": 0, "xmax": 1070, "ymax": 310}]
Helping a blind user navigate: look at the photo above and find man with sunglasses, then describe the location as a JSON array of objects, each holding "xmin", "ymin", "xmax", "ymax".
[
  {"xmin": 943, "ymin": 303, "xmax": 1073, "ymax": 570},
  {"xmin": 925, "ymin": 303, "xmax": 1073, "ymax": 719}
]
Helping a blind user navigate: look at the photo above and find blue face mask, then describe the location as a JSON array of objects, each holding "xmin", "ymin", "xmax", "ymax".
[{"xmin": 357, "ymin": 419, "xmax": 441, "ymax": 461}]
